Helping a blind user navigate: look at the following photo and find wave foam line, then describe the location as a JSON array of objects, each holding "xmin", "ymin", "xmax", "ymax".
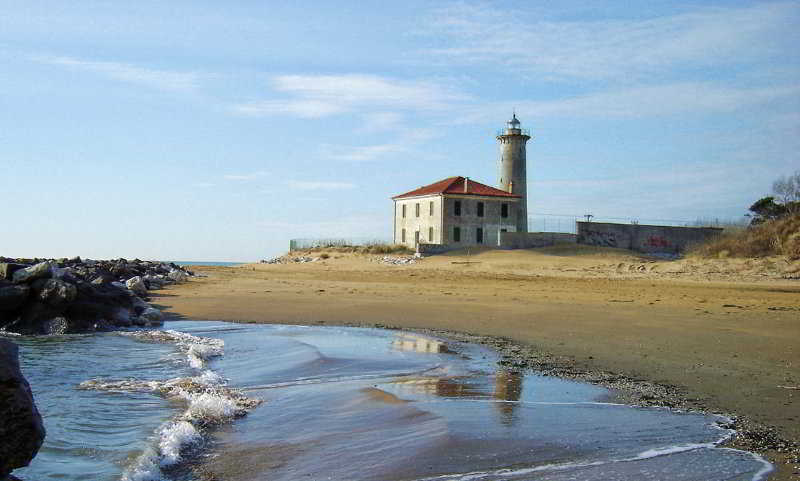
[
  {"xmin": 84, "ymin": 329, "xmax": 261, "ymax": 481},
  {"xmin": 414, "ymin": 441, "xmax": 773, "ymax": 481},
  {"xmin": 119, "ymin": 329, "xmax": 224, "ymax": 368}
]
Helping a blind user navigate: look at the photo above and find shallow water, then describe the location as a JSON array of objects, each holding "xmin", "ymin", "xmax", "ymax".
[{"xmin": 11, "ymin": 321, "xmax": 772, "ymax": 481}]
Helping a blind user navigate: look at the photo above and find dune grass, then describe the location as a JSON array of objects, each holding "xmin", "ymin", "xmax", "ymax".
[{"xmin": 688, "ymin": 214, "xmax": 800, "ymax": 260}]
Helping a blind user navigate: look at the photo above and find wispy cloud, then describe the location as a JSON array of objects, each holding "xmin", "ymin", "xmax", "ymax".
[
  {"xmin": 320, "ymin": 143, "xmax": 404, "ymax": 162},
  {"xmin": 454, "ymin": 82, "xmax": 800, "ymax": 123},
  {"xmin": 233, "ymin": 74, "xmax": 466, "ymax": 118},
  {"xmin": 319, "ymin": 127, "xmax": 437, "ymax": 162},
  {"xmin": 224, "ymin": 171, "xmax": 268, "ymax": 181},
  {"xmin": 419, "ymin": 2, "xmax": 798, "ymax": 80},
  {"xmin": 526, "ymin": 83, "xmax": 800, "ymax": 118},
  {"xmin": 286, "ymin": 180, "xmax": 356, "ymax": 190},
  {"xmin": 33, "ymin": 55, "xmax": 200, "ymax": 92}
]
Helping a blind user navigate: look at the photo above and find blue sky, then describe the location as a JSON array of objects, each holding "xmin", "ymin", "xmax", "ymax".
[{"xmin": 1, "ymin": 1, "xmax": 798, "ymax": 261}]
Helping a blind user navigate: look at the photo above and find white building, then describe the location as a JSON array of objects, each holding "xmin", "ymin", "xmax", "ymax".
[{"xmin": 392, "ymin": 176, "xmax": 521, "ymax": 249}]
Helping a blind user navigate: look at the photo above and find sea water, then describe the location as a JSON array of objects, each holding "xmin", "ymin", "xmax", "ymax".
[{"xmin": 10, "ymin": 321, "xmax": 773, "ymax": 480}]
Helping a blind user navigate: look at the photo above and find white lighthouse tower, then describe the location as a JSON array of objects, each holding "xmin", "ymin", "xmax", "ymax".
[{"xmin": 496, "ymin": 113, "xmax": 531, "ymax": 232}]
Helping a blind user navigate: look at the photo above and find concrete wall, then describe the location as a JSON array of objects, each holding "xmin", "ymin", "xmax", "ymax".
[
  {"xmin": 442, "ymin": 195, "xmax": 519, "ymax": 247},
  {"xmin": 416, "ymin": 243, "xmax": 459, "ymax": 255},
  {"xmin": 576, "ymin": 222, "xmax": 723, "ymax": 254},
  {"xmin": 393, "ymin": 195, "xmax": 443, "ymax": 249},
  {"xmin": 499, "ymin": 232, "xmax": 577, "ymax": 249}
]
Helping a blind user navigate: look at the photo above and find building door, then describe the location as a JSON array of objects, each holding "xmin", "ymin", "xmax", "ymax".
[{"xmin": 414, "ymin": 230, "xmax": 420, "ymax": 247}]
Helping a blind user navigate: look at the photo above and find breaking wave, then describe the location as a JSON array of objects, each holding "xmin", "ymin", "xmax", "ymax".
[{"xmin": 80, "ymin": 329, "xmax": 260, "ymax": 481}]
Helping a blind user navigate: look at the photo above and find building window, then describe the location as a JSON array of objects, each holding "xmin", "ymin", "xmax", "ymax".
[
  {"xmin": 453, "ymin": 226, "xmax": 461, "ymax": 242},
  {"xmin": 428, "ymin": 227, "xmax": 433, "ymax": 242},
  {"xmin": 429, "ymin": 201, "xmax": 434, "ymax": 216},
  {"xmin": 477, "ymin": 202, "xmax": 484, "ymax": 217},
  {"xmin": 454, "ymin": 200, "xmax": 461, "ymax": 216},
  {"xmin": 415, "ymin": 203, "xmax": 420, "ymax": 217},
  {"xmin": 476, "ymin": 227, "xmax": 483, "ymax": 244},
  {"xmin": 414, "ymin": 231, "xmax": 420, "ymax": 246},
  {"xmin": 401, "ymin": 228, "xmax": 406, "ymax": 243},
  {"xmin": 501, "ymin": 203, "xmax": 508, "ymax": 218},
  {"xmin": 402, "ymin": 204, "xmax": 406, "ymax": 218}
]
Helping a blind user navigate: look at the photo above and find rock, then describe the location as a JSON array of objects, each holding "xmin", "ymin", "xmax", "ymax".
[
  {"xmin": 139, "ymin": 307, "xmax": 163, "ymax": 325},
  {"xmin": 130, "ymin": 296, "xmax": 150, "ymax": 316},
  {"xmin": 125, "ymin": 276, "xmax": 147, "ymax": 295},
  {"xmin": 4, "ymin": 302, "xmax": 66, "ymax": 335},
  {"xmin": 167, "ymin": 269, "xmax": 188, "ymax": 282},
  {"xmin": 0, "ymin": 284, "xmax": 30, "ymax": 311},
  {"xmin": 65, "ymin": 283, "xmax": 134, "ymax": 327},
  {"xmin": 42, "ymin": 317, "xmax": 69, "ymax": 335},
  {"xmin": 143, "ymin": 275, "xmax": 164, "ymax": 289},
  {"xmin": 31, "ymin": 279, "xmax": 77, "ymax": 307},
  {"xmin": 12, "ymin": 262, "xmax": 53, "ymax": 284},
  {"xmin": 111, "ymin": 308, "xmax": 133, "ymax": 327},
  {"xmin": 0, "ymin": 263, "xmax": 26, "ymax": 281},
  {"xmin": 0, "ymin": 339, "xmax": 46, "ymax": 478}
]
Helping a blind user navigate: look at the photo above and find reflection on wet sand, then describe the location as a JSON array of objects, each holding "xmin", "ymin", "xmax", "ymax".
[
  {"xmin": 387, "ymin": 371, "xmax": 524, "ymax": 425},
  {"xmin": 494, "ymin": 370, "xmax": 523, "ymax": 425},
  {"xmin": 390, "ymin": 332, "xmax": 525, "ymax": 425},
  {"xmin": 391, "ymin": 333, "xmax": 448, "ymax": 353}
]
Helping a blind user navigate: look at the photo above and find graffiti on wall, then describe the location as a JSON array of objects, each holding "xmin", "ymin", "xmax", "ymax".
[
  {"xmin": 644, "ymin": 236, "xmax": 671, "ymax": 248},
  {"xmin": 581, "ymin": 229, "xmax": 617, "ymax": 247}
]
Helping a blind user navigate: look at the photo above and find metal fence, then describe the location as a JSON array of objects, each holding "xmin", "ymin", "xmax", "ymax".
[{"xmin": 528, "ymin": 213, "xmax": 747, "ymax": 234}]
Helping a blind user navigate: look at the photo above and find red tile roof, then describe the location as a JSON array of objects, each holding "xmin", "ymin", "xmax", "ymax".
[{"xmin": 392, "ymin": 176, "xmax": 521, "ymax": 200}]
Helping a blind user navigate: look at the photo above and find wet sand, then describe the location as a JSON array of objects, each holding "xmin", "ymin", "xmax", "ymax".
[{"xmin": 154, "ymin": 246, "xmax": 800, "ymax": 479}]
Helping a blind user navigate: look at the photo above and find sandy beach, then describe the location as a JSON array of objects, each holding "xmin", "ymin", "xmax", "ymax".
[{"xmin": 156, "ymin": 246, "xmax": 800, "ymax": 479}]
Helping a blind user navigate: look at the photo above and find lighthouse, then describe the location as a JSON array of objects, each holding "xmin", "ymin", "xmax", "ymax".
[{"xmin": 496, "ymin": 113, "xmax": 531, "ymax": 232}]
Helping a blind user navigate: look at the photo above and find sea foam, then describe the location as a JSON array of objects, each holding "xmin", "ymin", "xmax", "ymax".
[{"xmin": 82, "ymin": 328, "xmax": 261, "ymax": 481}]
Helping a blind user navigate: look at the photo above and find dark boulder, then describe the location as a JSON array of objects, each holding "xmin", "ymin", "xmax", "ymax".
[
  {"xmin": 0, "ymin": 339, "xmax": 46, "ymax": 478},
  {"xmin": 65, "ymin": 282, "xmax": 133, "ymax": 326},
  {"xmin": 0, "ymin": 284, "xmax": 30, "ymax": 312},
  {"xmin": 4, "ymin": 302, "xmax": 66, "ymax": 335},
  {"xmin": 31, "ymin": 279, "xmax": 77, "ymax": 307}
]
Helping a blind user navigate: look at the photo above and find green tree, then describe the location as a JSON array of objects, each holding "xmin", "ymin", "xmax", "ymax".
[{"xmin": 748, "ymin": 196, "xmax": 786, "ymax": 225}]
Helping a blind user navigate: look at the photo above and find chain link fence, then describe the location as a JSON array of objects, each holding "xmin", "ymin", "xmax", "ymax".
[{"xmin": 528, "ymin": 213, "xmax": 747, "ymax": 234}]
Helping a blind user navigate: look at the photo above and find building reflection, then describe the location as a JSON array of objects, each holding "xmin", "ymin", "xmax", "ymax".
[
  {"xmin": 389, "ymin": 333, "xmax": 526, "ymax": 425},
  {"xmin": 493, "ymin": 369, "xmax": 523, "ymax": 426},
  {"xmin": 390, "ymin": 333, "xmax": 449, "ymax": 353}
]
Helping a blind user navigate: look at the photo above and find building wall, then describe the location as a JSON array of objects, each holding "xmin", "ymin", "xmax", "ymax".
[
  {"xmin": 576, "ymin": 222, "xmax": 723, "ymax": 254},
  {"xmin": 441, "ymin": 195, "xmax": 518, "ymax": 247},
  {"xmin": 393, "ymin": 195, "xmax": 443, "ymax": 248}
]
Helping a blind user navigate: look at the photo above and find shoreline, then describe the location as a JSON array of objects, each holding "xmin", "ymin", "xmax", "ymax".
[
  {"xmin": 157, "ymin": 249, "xmax": 800, "ymax": 479},
  {"xmin": 220, "ymin": 317, "xmax": 796, "ymax": 480}
]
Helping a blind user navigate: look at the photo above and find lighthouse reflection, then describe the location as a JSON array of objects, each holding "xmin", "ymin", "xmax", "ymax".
[
  {"xmin": 493, "ymin": 369, "xmax": 523, "ymax": 426},
  {"xmin": 390, "ymin": 333, "xmax": 525, "ymax": 426}
]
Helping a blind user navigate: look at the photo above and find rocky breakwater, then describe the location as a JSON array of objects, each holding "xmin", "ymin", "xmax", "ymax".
[
  {"xmin": 0, "ymin": 257, "xmax": 193, "ymax": 335},
  {"xmin": 0, "ymin": 339, "xmax": 45, "ymax": 481}
]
